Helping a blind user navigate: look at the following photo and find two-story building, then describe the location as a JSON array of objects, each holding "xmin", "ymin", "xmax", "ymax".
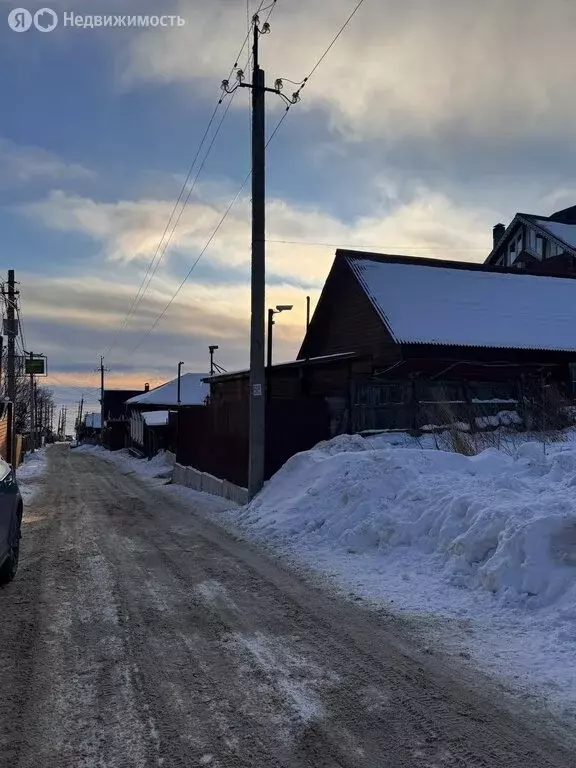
[{"xmin": 486, "ymin": 204, "xmax": 576, "ymax": 275}]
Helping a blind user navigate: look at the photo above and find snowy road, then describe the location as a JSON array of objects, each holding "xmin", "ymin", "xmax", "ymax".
[{"xmin": 0, "ymin": 445, "xmax": 573, "ymax": 767}]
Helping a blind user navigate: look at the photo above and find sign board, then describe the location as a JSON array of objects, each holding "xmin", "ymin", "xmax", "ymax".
[
  {"xmin": 252, "ymin": 384, "xmax": 262, "ymax": 397},
  {"xmin": 24, "ymin": 358, "xmax": 47, "ymax": 376}
]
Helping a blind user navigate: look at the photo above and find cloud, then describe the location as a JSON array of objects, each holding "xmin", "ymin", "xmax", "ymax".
[
  {"xmin": 0, "ymin": 138, "xmax": 95, "ymax": 187},
  {"xmin": 122, "ymin": 0, "xmax": 576, "ymax": 148},
  {"xmin": 18, "ymin": 182, "xmax": 495, "ymax": 283},
  {"xmin": 14, "ymin": 180, "xmax": 498, "ymax": 407}
]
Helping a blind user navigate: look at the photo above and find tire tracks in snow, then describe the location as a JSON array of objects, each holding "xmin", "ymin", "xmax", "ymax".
[{"xmin": 0, "ymin": 445, "xmax": 573, "ymax": 767}]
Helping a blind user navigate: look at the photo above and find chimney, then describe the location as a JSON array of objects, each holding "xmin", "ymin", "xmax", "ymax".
[
  {"xmin": 493, "ymin": 223, "xmax": 506, "ymax": 249},
  {"xmin": 144, "ymin": 383, "xmax": 150, "ymax": 392}
]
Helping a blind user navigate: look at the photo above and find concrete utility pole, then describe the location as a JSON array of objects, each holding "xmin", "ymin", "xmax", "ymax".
[
  {"xmin": 29, "ymin": 352, "xmax": 35, "ymax": 452},
  {"xmin": 223, "ymin": 14, "xmax": 298, "ymax": 498},
  {"xmin": 37, "ymin": 385, "xmax": 43, "ymax": 446},
  {"xmin": 246, "ymin": 19, "xmax": 266, "ymax": 499},
  {"xmin": 76, "ymin": 395, "xmax": 84, "ymax": 439},
  {"xmin": 6, "ymin": 271, "xmax": 16, "ymax": 466},
  {"xmin": 97, "ymin": 356, "xmax": 110, "ymax": 437},
  {"xmin": 6, "ymin": 271, "xmax": 16, "ymax": 409}
]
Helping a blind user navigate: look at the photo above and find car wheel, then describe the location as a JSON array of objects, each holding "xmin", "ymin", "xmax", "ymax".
[{"xmin": 0, "ymin": 504, "xmax": 22, "ymax": 586}]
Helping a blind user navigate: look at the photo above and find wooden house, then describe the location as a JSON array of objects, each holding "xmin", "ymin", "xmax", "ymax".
[
  {"xmin": 296, "ymin": 249, "xmax": 576, "ymax": 429},
  {"xmin": 125, "ymin": 373, "xmax": 209, "ymax": 457},
  {"xmin": 486, "ymin": 204, "xmax": 576, "ymax": 275}
]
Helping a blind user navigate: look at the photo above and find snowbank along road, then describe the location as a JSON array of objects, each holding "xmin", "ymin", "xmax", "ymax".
[{"xmin": 0, "ymin": 445, "xmax": 574, "ymax": 767}]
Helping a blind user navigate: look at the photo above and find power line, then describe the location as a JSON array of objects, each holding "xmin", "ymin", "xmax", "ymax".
[
  {"xmin": 102, "ymin": 0, "xmax": 272, "ymax": 361},
  {"xmin": 120, "ymin": 0, "xmax": 365, "ymax": 358},
  {"xmin": 112, "ymin": 89, "xmax": 238, "ymax": 358},
  {"xmin": 296, "ymin": 0, "xmax": 366, "ymax": 92},
  {"xmin": 266, "ymin": 239, "xmax": 488, "ymax": 251},
  {"xmin": 114, "ymin": 0, "xmax": 278, "ymax": 355}
]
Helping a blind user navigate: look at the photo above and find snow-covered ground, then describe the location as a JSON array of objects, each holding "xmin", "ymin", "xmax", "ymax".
[
  {"xmin": 215, "ymin": 430, "xmax": 576, "ymax": 723},
  {"xmin": 74, "ymin": 444, "xmax": 175, "ymax": 481},
  {"xmin": 17, "ymin": 449, "xmax": 48, "ymax": 505},
  {"xmin": 74, "ymin": 444, "xmax": 234, "ymax": 513},
  {"xmin": 80, "ymin": 434, "xmax": 576, "ymax": 722}
]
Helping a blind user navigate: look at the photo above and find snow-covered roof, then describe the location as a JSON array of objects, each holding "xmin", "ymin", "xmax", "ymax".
[
  {"xmin": 345, "ymin": 253, "xmax": 576, "ymax": 351},
  {"xmin": 84, "ymin": 413, "xmax": 101, "ymax": 429},
  {"xmin": 126, "ymin": 373, "xmax": 209, "ymax": 407},
  {"xmin": 204, "ymin": 353, "xmax": 360, "ymax": 382},
  {"xmin": 535, "ymin": 219, "xmax": 576, "ymax": 250},
  {"xmin": 141, "ymin": 410, "xmax": 170, "ymax": 427}
]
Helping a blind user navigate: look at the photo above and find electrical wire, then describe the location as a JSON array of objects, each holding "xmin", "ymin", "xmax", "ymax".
[
  {"xmin": 116, "ymin": 88, "xmax": 238, "ymax": 347},
  {"xmin": 102, "ymin": 0, "xmax": 271, "ymax": 361},
  {"xmin": 266, "ymin": 239, "xmax": 488, "ymax": 251},
  {"xmin": 124, "ymin": 108, "xmax": 292, "ymax": 359},
  {"xmin": 124, "ymin": 0, "xmax": 279, "ymax": 336},
  {"xmin": 290, "ymin": 0, "xmax": 367, "ymax": 100},
  {"xmin": 121, "ymin": 0, "xmax": 367, "ymax": 358}
]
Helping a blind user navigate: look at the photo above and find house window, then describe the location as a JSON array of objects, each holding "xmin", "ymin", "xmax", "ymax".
[
  {"xmin": 535, "ymin": 235, "xmax": 545, "ymax": 260},
  {"xmin": 549, "ymin": 242, "xmax": 564, "ymax": 258},
  {"xmin": 508, "ymin": 240, "xmax": 517, "ymax": 265},
  {"xmin": 528, "ymin": 228, "xmax": 537, "ymax": 253}
]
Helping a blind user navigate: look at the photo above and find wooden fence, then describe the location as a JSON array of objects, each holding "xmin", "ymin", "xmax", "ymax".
[
  {"xmin": 350, "ymin": 379, "xmax": 522, "ymax": 432},
  {"xmin": 176, "ymin": 398, "xmax": 330, "ymax": 487}
]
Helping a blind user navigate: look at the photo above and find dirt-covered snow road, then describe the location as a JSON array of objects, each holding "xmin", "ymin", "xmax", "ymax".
[{"xmin": 0, "ymin": 444, "xmax": 573, "ymax": 767}]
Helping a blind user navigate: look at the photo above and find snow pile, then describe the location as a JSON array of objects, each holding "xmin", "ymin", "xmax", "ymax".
[
  {"xmin": 475, "ymin": 410, "xmax": 523, "ymax": 429},
  {"xmin": 17, "ymin": 449, "xmax": 48, "ymax": 505},
  {"xmin": 241, "ymin": 433, "xmax": 576, "ymax": 610},
  {"xmin": 74, "ymin": 445, "xmax": 173, "ymax": 480}
]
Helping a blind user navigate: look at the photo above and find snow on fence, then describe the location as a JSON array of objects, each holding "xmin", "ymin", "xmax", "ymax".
[{"xmin": 172, "ymin": 462, "xmax": 248, "ymax": 505}]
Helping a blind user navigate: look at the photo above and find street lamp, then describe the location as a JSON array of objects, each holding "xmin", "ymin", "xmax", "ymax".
[
  {"xmin": 267, "ymin": 305, "xmax": 293, "ymax": 370},
  {"xmin": 177, "ymin": 361, "xmax": 184, "ymax": 405},
  {"xmin": 209, "ymin": 345, "xmax": 219, "ymax": 377},
  {"xmin": 176, "ymin": 361, "xmax": 184, "ymax": 461}
]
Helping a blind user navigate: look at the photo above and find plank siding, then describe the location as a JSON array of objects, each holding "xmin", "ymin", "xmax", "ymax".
[{"xmin": 299, "ymin": 257, "xmax": 394, "ymax": 360}]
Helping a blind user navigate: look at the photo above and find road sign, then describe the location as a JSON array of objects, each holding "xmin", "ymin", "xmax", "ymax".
[{"xmin": 24, "ymin": 358, "xmax": 46, "ymax": 376}]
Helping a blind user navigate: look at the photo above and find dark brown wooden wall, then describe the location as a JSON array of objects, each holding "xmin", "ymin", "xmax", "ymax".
[{"xmin": 298, "ymin": 258, "xmax": 395, "ymax": 361}]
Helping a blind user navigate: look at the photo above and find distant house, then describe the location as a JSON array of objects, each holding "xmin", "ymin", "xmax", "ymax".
[
  {"xmin": 125, "ymin": 373, "xmax": 209, "ymax": 411},
  {"xmin": 101, "ymin": 388, "xmax": 146, "ymax": 450},
  {"xmin": 486, "ymin": 204, "xmax": 576, "ymax": 275},
  {"xmin": 125, "ymin": 373, "xmax": 209, "ymax": 457},
  {"xmin": 102, "ymin": 389, "xmax": 145, "ymax": 424},
  {"xmin": 85, "ymin": 413, "xmax": 101, "ymax": 430},
  {"xmin": 80, "ymin": 412, "xmax": 101, "ymax": 443}
]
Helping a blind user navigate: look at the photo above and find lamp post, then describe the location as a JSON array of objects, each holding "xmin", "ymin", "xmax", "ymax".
[
  {"xmin": 267, "ymin": 305, "xmax": 293, "ymax": 369},
  {"xmin": 209, "ymin": 345, "xmax": 219, "ymax": 377},
  {"xmin": 176, "ymin": 361, "xmax": 184, "ymax": 460},
  {"xmin": 177, "ymin": 361, "xmax": 184, "ymax": 405},
  {"xmin": 267, "ymin": 305, "xmax": 293, "ymax": 403}
]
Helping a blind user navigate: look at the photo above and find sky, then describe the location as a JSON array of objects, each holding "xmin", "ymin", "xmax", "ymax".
[{"xmin": 2, "ymin": 0, "xmax": 576, "ymax": 429}]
